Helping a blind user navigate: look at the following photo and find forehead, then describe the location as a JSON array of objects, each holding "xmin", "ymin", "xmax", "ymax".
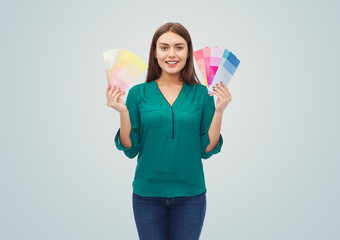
[{"xmin": 157, "ymin": 31, "xmax": 187, "ymax": 45}]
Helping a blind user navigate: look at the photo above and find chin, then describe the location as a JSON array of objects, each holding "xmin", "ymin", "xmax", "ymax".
[
  {"xmin": 163, "ymin": 66, "xmax": 185, "ymax": 75},
  {"xmin": 165, "ymin": 70, "xmax": 182, "ymax": 75}
]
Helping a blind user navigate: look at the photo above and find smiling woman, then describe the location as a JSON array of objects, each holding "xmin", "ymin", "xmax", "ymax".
[
  {"xmin": 154, "ymin": 32, "xmax": 188, "ymax": 77},
  {"xmin": 107, "ymin": 22, "xmax": 227, "ymax": 240},
  {"xmin": 158, "ymin": 41, "xmax": 186, "ymax": 67},
  {"xmin": 146, "ymin": 22, "xmax": 198, "ymax": 86}
]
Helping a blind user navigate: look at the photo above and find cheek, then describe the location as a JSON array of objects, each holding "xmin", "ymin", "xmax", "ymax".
[
  {"xmin": 156, "ymin": 56, "xmax": 166, "ymax": 66},
  {"xmin": 156, "ymin": 51, "xmax": 167, "ymax": 60},
  {"xmin": 179, "ymin": 51, "xmax": 188, "ymax": 60},
  {"xmin": 179, "ymin": 53, "xmax": 188, "ymax": 64}
]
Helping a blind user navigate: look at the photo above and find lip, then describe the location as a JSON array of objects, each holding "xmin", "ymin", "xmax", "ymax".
[{"xmin": 166, "ymin": 61, "xmax": 179, "ymax": 67}]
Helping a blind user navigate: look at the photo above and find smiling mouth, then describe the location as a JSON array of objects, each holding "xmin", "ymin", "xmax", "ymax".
[{"xmin": 166, "ymin": 61, "xmax": 179, "ymax": 65}]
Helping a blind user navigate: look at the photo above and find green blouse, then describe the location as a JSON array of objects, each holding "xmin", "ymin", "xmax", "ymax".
[{"xmin": 115, "ymin": 80, "xmax": 223, "ymax": 197}]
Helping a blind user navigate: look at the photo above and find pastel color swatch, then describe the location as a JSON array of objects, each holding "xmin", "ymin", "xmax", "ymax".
[
  {"xmin": 103, "ymin": 49, "xmax": 148, "ymax": 94},
  {"xmin": 193, "ymin": 49, "xmax": 208, "ymax": 87},
  {"xmin": 208, "ymin": 51, "xmax": 240, "ymax": 93},
  {"xmin": 193, "ymin": 46, "xmax": 240, "ymax": 96}
]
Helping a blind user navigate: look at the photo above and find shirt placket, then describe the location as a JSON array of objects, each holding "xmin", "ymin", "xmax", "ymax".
[{"xmin": 153, "ymin": 81, "xmax": 185, "ymax": 141}]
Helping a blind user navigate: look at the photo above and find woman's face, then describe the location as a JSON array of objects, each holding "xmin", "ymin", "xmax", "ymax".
[{"xmin": 154, "ymin": 31, "xmax": 188, "ymax": 77}]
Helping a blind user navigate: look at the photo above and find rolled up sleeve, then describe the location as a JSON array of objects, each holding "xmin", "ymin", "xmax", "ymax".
[
  {"xmin": 114, "ymin": 85, "xmax": 141, "ymax": 159},
  {"xmin": 200, "ymin": 89, "xmax": 223, "ymax": 159}
]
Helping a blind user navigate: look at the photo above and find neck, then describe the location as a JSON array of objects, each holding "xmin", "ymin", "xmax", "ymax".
[{"xmin": 157, "ymin": 72, "xmax": 183, "ymax": 86}]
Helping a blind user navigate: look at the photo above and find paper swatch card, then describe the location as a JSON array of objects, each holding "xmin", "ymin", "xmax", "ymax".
[
  {"xmin": 193, "ymin": 46, "xmax": 240, "ymax": 95},
  {"xmin": 193, "ymin": 47, "xmax": 209, "ymax": 87},
  {"xmin": 103, "ymin": 49, "xmax": 148, "ymax": 94}
]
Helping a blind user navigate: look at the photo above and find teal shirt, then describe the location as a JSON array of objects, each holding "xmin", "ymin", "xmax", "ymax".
[{"xmin": 115, "ymin": 80, "xmax": 223, "ymax": 197}]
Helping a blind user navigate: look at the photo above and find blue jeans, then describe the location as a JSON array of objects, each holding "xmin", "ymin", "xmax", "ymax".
[{"xmin": 132, "ymin": 190, "xmax": 207, "ymax": 240}]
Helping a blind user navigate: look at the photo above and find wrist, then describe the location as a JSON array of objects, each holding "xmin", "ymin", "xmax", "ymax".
[
  {"xmin": 215, "ymin": 109, "xmax": 224, "ymax": 116},
  {"xmin": 120, "ymin": 109, "xmax": 129, "ymax": 116}
]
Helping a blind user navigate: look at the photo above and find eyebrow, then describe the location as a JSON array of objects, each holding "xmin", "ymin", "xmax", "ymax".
[{"xmin": 158, "ymin": 43, "xmax": 185, "ymax": 46}]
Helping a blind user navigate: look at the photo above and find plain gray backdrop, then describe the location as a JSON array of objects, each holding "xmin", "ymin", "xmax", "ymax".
[{"xmin": 1, "ymin": 0, "xmax": 339, "ymax": 239}]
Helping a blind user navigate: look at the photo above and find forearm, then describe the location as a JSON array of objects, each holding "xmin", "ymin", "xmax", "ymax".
[
  {"xmin": 119, "ymin": 110, "xmax": 132, "ymax": 148},
  {"xmin": 206, "ymin": 110, "xmax": 223, "ymax": 152}
]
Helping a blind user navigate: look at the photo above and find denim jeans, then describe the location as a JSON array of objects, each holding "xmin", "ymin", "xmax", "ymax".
[{"xmin": 132, "ymin": 190, "xmax": 207, "ymax": 240}]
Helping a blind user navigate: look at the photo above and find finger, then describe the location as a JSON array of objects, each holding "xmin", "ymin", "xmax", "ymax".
[
  {"xmin": 108, "ymin": 84, "xmax": 114, "ymax": 92},
  {"xmin": 108, "ymin": 86, "xmax": 119, "ymax": 102},
  {"xmin": 213, "ymin": 87, "xmax": 223, "ymax": 98},
  {"xmin": 113, "ymin": 89, "xmax": 122, "ymax": 100},
  {"xmin": 220, "ymin": 82, "xmax": 231, "ymax": 95},
  {"xmin": 106, "ymin": 84, "xmax": 111, "ymax": 94},
  {"xmin": 213, "ymin": 85, "xmax": 227, "ymax": 98},
  {"xmin": 109, "ymin": 85, "xmax": 118, "ymax": 95},
  {"xmin": 114, "ymin": 88, "xmax": 122, "ymax": 97},
  {"xmin": 213, "ymin": 89, "xmax": 223, "ymax": 100},
  {"xmin": 219, "ymin": 82, "xmax": 228, "ymax": 90},
  {"xmin": 217, "ymin": 84, "xmax": 229, "ymax": 97}
]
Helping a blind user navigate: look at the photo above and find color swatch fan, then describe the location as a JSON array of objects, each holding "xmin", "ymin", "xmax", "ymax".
[
  {"xmin": 193, "ymin": 47, "xmax": 240, "ymax": 95},
  {"xmin": 103, "ymin": 49, "xmax": 148, "ymax": 93}
]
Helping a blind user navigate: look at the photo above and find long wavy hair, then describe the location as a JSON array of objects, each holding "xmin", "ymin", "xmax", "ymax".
[{"xmin": 145, "ymin": 22, "xmax": 201, "ymax": 85}]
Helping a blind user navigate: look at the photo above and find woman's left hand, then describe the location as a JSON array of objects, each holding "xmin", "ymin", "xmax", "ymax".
[{"xmin": 213, "ymin": 82, "xmax": 232, "ymax": 113}]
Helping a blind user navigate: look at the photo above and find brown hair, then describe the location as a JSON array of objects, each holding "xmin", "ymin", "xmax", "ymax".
[{"xmin": 145, "ymin": 22, "xmax": 201, "ymax": 85}]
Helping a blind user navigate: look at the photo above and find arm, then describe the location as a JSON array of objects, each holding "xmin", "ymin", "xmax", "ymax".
[
  {"xmin": 206, "ymin": 110, "xmax": 223, "ymax": 152},
  {"xmin": 203, "ymin": 82, "xmax": 232, "ymax": 156},
  {"xmin": 200, "ymin": 92, "xmax": 223, "ymax": 159},
  {"xmin": 114, "ymin": 85, "xmax": 141, "ymax": 159},
  {"xmin": 119, "ymin": 110, "xmax": 133, "ymax": 148}
]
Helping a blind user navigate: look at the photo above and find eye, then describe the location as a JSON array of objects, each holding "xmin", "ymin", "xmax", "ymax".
[
  {"xmin": 161, "ymin": 47, "xmax": 168, "ymax": 50},
  {"xmin": 177, "ymin": 46, "xmax": 183, "ymax": 49}
]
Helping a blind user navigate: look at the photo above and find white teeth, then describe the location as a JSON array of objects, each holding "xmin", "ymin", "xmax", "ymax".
[{"xmin": 167, "ymin": 61, "xmax": 178, "ymax": 64}]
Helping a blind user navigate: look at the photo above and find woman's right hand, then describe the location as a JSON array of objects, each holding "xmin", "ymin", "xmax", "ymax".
[{"xmin": 106, "ymin": 83, "xmax": 128, "ymax": 113}]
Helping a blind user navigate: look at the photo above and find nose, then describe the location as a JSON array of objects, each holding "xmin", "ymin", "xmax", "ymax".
[{"xmin": 168, "ymin": 47, "xmax": 176, "ymax": 58}]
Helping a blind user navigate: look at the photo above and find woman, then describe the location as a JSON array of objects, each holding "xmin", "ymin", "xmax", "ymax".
[{"xmin": 106, "ymin": 22, "xmax": 232, "ymax": 240}]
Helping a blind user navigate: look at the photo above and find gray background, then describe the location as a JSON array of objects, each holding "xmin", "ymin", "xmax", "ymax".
[{"xmin": 1, "ymin": 0, "xmax": 339, "ymax": 239}]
